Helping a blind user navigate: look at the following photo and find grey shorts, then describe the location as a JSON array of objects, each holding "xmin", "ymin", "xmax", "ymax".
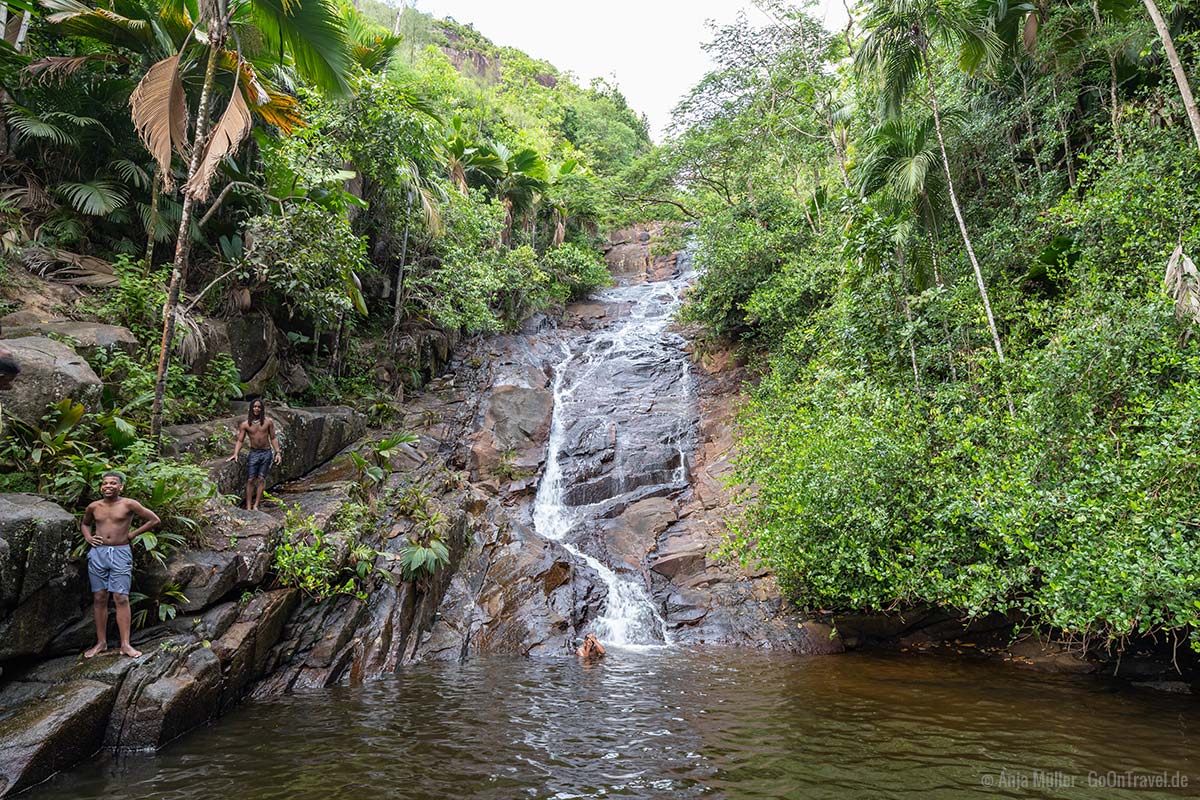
[
  {"xmin": 247, "ymin": 448, "xmax": 273, "ymax": 479},
  {"xmin": 88, "ymin": 545, "xmax": 133, "ymax": 595}
]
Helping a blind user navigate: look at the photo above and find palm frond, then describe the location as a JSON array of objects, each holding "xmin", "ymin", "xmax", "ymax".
[
  {"xmin": 184, "ymin": 75, "xmax": 253, "ymax": 201},
  {"xmin": 129, "ymin": 54, "xmax": 189, "ymax": 190},
  {"xmin": 55, "ymin": 179, "xmax": 129, "ymax": 216},
  {"xmin": 244, "ymin": 0, "xmax": 353, "ymax": 98},
  {"xmin": 26, "ymin": 53, "xmax": 130, "ymax": 82},
  {"xmin": 110, "ymin": 158, "xmax": 151, "ymax": 189},
  {"xmin": 4, "ymin": 102, "xmax": 76, "ymax": 146},
  {"xmin": 40, "ymin": 0, "xmax": 159, "ymax": 53}
]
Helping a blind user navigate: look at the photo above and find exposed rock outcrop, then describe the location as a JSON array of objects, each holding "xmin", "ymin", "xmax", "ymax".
[
  {"xmin": 0, "ymin": 495, "xmax": 83, "ymax": 662},
  {"xmin": 0, "ymin": 589, "xmax": 298, "ymax": 796},
  {"xmin": 162, "ymin": 404, "xmax": 366, "ymax": 496},
  {"xmin": 2, "ymin": 322, "xmax": 137, "ymax": 357},
  {"xmin": 0, "ymin": 337, "xmax": 102, "ymax": 423}
]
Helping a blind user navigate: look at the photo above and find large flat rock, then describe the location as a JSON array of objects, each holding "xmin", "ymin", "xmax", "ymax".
[
  {"xmin": 0, "ymin": 337, "xmax": 102, "ymax": 423},
  {"xmin": 0, "ymin": 678, "xmax": 116, "ymax": 796},
  {"xmin": 3, "ymin": 322, "xmax": 137, "ymax": 356}
]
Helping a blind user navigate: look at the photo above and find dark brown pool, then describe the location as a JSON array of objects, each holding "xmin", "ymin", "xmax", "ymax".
[{"xmin": 22, "ymin": 649, "xmax": 1200, "ymax": 799}]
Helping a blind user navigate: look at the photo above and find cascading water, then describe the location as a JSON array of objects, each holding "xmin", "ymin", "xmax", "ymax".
[{"xmin": 532, "ymin": 256, "xmax": 695, "ymax": 648}]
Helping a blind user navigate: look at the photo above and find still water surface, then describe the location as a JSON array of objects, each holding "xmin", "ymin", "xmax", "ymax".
[{"xmin": 26, "ymin": 650, "xmax": 1199, "ymax": 800}]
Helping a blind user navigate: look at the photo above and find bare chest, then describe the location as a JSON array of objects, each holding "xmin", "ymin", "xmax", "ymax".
[{"xmin": 92, "ymin": 503, "xmax": 133, "ymax": 526}]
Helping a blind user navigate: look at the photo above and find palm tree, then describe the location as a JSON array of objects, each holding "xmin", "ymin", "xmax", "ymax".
[
  {"xmin": 856, "ymin": 0, "xmax": 1007, "ymax": 364},
  {"xmin": 492, "ymin": 142, "xmax": 548, "ymax": 247},
  {"xmin": 443, "ymin": 118, "xmax": 504, "ymax": 193},
  {"xmin": 115, "ymin": 0, "xmax": 352, "ymax": 438},
  {"xmin": 856, "ymin": 113, "xmax": 968, "ymax": 385},
  {"xmin": 543, "ymin": 158, "xmax": 580, "ymax": 248},
  {"xmin": 856, "ymin": 111, "xmax": 973, "ymax": 285},
  {"xmin": 1142, "ymin": 0, "xmax": 1200, "ymax": 152}
]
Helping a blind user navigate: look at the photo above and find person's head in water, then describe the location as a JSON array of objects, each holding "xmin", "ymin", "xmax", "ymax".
[
  {"xmin": 578, "ymin": 633, "xmax": 606, "ymax": 659},
  {"xmin": 99, "ymin": 471, "xmax": 125, "ymax": 500},
  {"xmin": 248, "ymin": 398, "xmax": 266, "ymax": 424}
]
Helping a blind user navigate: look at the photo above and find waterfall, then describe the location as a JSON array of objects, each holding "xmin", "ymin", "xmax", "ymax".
[{"xmin": 532, "ymin": 262, "xmax": 695, "ymax": 649}]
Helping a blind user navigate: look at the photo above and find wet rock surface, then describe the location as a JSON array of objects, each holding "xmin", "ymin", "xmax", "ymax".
[{"xmin": 0, "ymin": 224, "xmax": 816, "ymax": 795}]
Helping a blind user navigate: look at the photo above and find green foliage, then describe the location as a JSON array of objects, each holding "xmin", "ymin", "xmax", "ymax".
[
  {"xmin": 273, "ymin": 510, "xmax": 338, "ymax": 600},
  {"xmin": 274, "ymin": 505, "xmax": 386, "ymax": 602},
  {"xmin": 130, "ymin": 581, "xmax": 189, "ymax": 628},
  {"xmin": 91, "ymin": 257, "xmax": 169, "ymax": 345},
  {"xmin": 345, "ymin": 431, "xmax": 419, "ymax": 503},
  {"xmin": 0, "ymin": 395, "xmax": 215, "ymax": 545},
  {"xmin": 540, "ymin": 242, "xmax": 611, "ymax": 301},
  {"xmin": 240, "ymin": 203, "xmax": 371, "ymax": 329},
  {"xmin": 396, "ymin": 535, "xmax": 450, "ymax": 583},
  {"xmin": 88, "ymin": 348, "xmax": 242, "ymax": 427},
  {"xmin": 669, "ymin": 1, "xmax": 1200, "ymax": 650}
]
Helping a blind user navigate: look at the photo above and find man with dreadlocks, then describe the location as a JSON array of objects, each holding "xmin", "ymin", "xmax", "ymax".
[{"xmin": 227, "ymin": 397, "xmax": 280, "ymax": 510}]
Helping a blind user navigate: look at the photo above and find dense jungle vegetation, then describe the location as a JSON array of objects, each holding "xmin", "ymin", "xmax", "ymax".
[
  {"xmin": 0, "ymin": 0, "xmax": 648, "ymax": 522},
  {"xmin": 642, "ymin": 0, "xmax": 1200, "ymax": 651}
]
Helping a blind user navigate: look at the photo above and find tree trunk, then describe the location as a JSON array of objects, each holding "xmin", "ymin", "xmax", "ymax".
[
  {"xmin": 391, "ymin": 191, "xmax": 414, "ymax": 338},
  {"xmin": 1093, "ymin": 0, "xmax": 1124, "ymax": 160},
  {"xmin": 144, "ymin": 180, "xmax": 160, "ymax": 271},
  {"xmin": 925, "ymin": 62, "xmax": 1006, "ymax": 365},
  {"xmin": 1143, "ymin": 0, "xmax": 1200, "ymax": 152},
  {"xmin": 1050, "ymin": 78, "xmax": 1077, "ymax": 188},
  {"xmin": 149, "ymin": 39, "xmax": 223, "ymax": 441},
  {"xmin": 14, "ymin": 12, "xmax": 28, "ymax": 51}
]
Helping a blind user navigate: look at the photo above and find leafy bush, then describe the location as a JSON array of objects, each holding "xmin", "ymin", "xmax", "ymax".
[
  {"xmin": 240, "ymin": 203, "xmax": 371, "ymax": 330},
  {"xmin": 273, "ymin": 510, "xmax": 338, "ymax": 600},
  {"xmin": 540, "ymin": 242, "xmax": 611, "ymax": 301},
  {"xmin": 90, "ymin": 257, "xmax": 170, "ymax": 347},
  {"xmin": 727, "ymin": 291, "xmax": 1200, "ymax": 648}
]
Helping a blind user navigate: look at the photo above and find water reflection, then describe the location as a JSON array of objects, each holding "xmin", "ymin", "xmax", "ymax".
[{"xmin": 26, "ymin": 650, "xmax": 1200, "ymax": 800}]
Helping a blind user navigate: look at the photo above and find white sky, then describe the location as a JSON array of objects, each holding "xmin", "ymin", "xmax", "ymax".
[{"xmin": 411, "ymin": 1, "xmax": 850, "ymax": 140}]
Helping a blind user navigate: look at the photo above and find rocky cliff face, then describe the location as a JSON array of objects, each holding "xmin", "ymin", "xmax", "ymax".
[{"xmin": 0, "ymin": 223, "xmax": 826, "ymax": 795}]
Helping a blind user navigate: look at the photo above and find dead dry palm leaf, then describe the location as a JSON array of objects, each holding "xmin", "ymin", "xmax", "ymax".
[
  {"xmin": 183, "ymin": 83, "xmax": 252, "ymax": 201},
  {"xmin": 23, "ymin": 246, "xmax": 118, "ymax": 287},
  {"xmin": 1165, "ymin": 242, "xmax": 1200, "ymax": 323},
  {"xmin": 129, "ymin": 54, "xmax": 188, "ymax": 190}
]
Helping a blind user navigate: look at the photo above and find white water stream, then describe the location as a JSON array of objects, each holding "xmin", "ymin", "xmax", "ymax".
[{"xmin": 531, "ymin": 266, "xmax": 694, "ymax": 648}]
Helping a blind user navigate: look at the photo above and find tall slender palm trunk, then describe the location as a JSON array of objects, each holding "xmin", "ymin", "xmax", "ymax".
[
  {"xmin": 1142, "ymin": 0, "xmax": 1200, "ymax": 153},
  {"xmin": 144, "ymin": 181, "xmax": 160, "ymax": 270},
  {"xmin": 150, "ymin": 39, "xmax": 223, "ymax": 441},
  {"xmin": 391, "ymin": 190, "xmax": 415, "ymax": 338},
  {"xmin": 924, "ymin": 63, "xmax": 1005, "ymax": 365}
]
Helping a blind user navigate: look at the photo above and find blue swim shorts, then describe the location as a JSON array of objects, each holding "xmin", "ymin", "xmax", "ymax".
[
  {"xmin": 247, "ymin": 448, "xmax": 273, "ymax": 479},
  {"xmin": 88, "ymin": 544, "xmax": 133, "ymax": 595}
]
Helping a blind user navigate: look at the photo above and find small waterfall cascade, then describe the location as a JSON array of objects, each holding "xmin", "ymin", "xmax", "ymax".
[{"xmin": 532, "ymin": 257, "xmax": 695, "ymax": 648}]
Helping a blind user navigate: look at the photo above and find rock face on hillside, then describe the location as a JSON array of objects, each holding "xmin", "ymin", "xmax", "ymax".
[
  {"xmin": 0, "ymin": 336, "xmax": 102, "ymax": 423},
  {"xmin": 0, "ymin": 223, "xmax": 825, "ymax": 796}
]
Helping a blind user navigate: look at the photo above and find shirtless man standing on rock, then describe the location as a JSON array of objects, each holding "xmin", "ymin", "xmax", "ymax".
[
  {"xmin": 227, "ymin": 398, "xmax": 281, "ymax": 511},
  {"xmin": 82, "ymin": 472, "xmax": 160, "ymax": 658}
]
